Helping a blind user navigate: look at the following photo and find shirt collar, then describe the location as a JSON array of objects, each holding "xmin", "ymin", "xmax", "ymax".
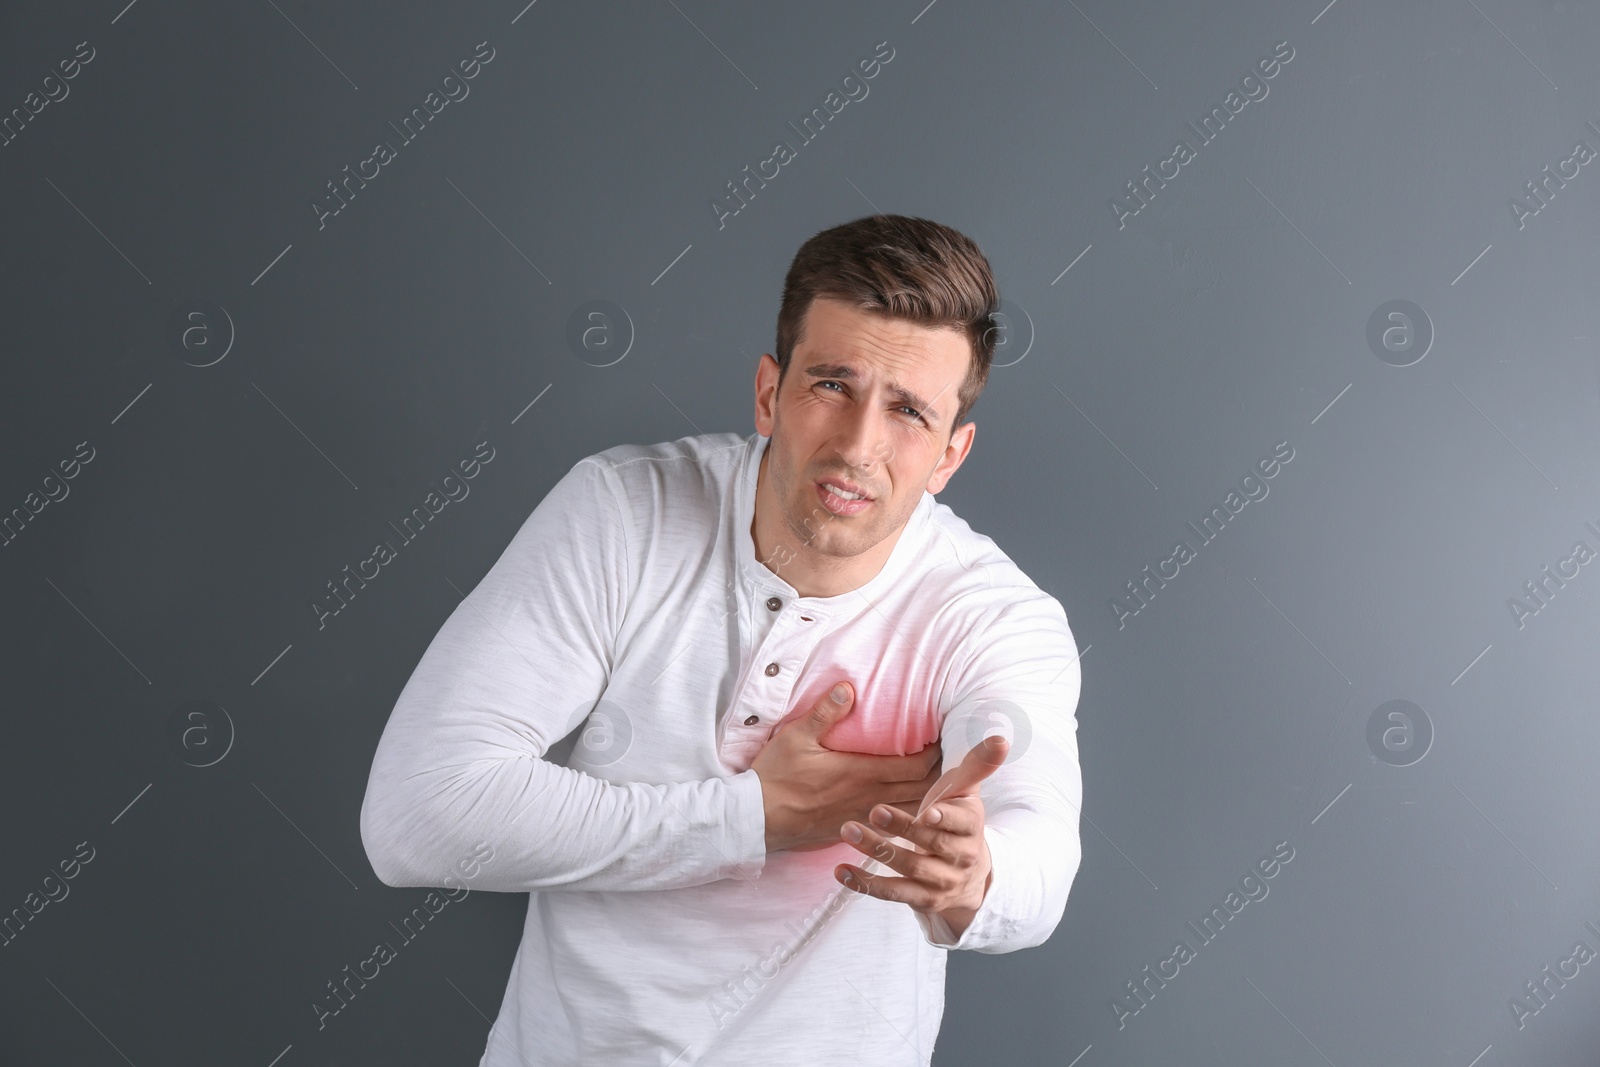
[{"xmin": 734, "ymin": 431, "xmax": 934, "ymax": 621}]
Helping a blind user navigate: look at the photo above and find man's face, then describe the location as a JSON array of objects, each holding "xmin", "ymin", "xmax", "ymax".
[{"xmin": 753, "ymin": 295, "xmax": 976, "ymax": 562}]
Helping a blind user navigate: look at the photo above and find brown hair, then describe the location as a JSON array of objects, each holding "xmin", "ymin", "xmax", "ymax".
[{"xmin": 773, "ymin": 214, "xmax": 1000, "ymax": 432}]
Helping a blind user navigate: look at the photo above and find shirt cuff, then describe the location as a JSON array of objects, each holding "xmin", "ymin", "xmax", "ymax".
[
  {"xmin": 914, "ymin": 824, "xmax": 1007, "ymax": 950},
  {"xmin": 721, "ymin": 768, "xmax": 769, "ymax": 881}
]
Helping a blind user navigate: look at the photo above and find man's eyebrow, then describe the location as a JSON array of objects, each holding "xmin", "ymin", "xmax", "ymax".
[{"xmin": 802, "ymin": 362, "xmax": 943, "ymax": 427}]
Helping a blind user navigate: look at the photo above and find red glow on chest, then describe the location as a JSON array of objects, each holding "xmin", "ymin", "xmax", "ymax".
[{"xmin": 770, "ymin": 673, "xmax": 942, "ymax": 756}]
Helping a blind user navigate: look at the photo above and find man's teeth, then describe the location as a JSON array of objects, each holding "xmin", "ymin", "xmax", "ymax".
[{"xmin": 826, "ymin": 483, "xmax": 864, "ymax": 500}]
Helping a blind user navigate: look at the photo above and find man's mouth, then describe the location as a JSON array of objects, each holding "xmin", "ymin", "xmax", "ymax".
[{"xmin": 816, "ymin": 478, "xmax": 874, "ymax": 515}]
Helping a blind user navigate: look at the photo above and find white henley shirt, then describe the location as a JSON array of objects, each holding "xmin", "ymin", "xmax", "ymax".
[{"xmin": 358, "ymin": 430, "xmax": 1084, "ymax": 1066}]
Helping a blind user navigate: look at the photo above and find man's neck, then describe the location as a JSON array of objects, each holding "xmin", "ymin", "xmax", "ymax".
[{"xmin": 750, "ymin": 446, "xmax": 907, "ymax": 599}]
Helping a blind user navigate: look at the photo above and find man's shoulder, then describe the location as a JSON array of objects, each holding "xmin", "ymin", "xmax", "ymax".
[
  {"xmin": 583, "ymin": 432, "xmax": 749, "ymax": 478},
  {"xmin": 919, "ymin": 501, "xmax": 1081, "ymax": 688},
  {"xmin": 918, "ymin": 498, "xmax": 1068, "ymax": 624},
  {"xmin": 573, "ymin": 432, "xmax": 749, "ymax": 522}
]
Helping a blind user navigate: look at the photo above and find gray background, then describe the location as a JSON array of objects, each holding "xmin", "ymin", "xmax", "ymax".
[{"xmin": 2, "ymin": 0, "xmax": 1597, "ymax": 1064}]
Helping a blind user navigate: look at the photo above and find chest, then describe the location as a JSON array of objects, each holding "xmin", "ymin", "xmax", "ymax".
[{"xmin": 568, "ymin": 572, "xmax": 957, "ymax": 781}]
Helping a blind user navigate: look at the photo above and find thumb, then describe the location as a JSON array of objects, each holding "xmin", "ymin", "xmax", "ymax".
[
  {"xmin": 802, "ymin": 681, "xmax": 855, "ymax": 735},
  {"xmin": 914, "ymin": 734, "xmax": 1009, "ymax": 821}
]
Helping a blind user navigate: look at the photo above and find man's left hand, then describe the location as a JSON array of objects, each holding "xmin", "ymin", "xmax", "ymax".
[{"xmin": 834, "ymin": 734, "xmax": 1009, "ymax": 939}]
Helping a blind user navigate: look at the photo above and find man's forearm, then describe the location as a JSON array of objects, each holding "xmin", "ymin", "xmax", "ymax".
[{"xmin": 360, "ymin": 753, "xmax": 769, "ymax": 893}]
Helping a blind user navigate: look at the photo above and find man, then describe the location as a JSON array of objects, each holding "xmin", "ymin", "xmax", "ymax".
[{"xmin": 359, "ymin": 214, "xmax": 1085, "ymax": 1065}]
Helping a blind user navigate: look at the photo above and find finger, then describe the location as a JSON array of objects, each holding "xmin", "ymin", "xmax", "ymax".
[
  {"xmin": 907, "ymin": 796, "xmax": 980, "ymax": 839},
  {"xmin": 838, "ymin": 741, "xmax": 942, "ymax": 784},
  {"xmin": 834, "ymin": 864, "xmax": 939, "ymax": 911},
  {"xmin": 838, "ymin": 819, "xmax": 941, "ymax": 882},
  {"xmin": 853, "ymin": 799, "xmax": 973, "ymax": 860},
  {"xmin": 915, "ymin": 735, "xmax": 1008, "ymax": 820},
  {"xmin": 898, "ymin": 740, "xmax": 945, "ymax": 782}
]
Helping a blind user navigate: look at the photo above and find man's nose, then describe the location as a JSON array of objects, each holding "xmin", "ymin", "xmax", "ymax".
[{"xmin": 832, "ymin": 402, "xmax": 887, "ymax": 475}]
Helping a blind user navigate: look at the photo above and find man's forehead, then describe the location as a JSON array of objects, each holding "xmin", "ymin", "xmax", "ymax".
[{"xmin": 799, "ymin": 308, "xmax": 964, "ymax": 378}]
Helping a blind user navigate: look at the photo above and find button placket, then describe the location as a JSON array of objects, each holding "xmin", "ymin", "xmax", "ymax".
[{"xmin": 726, "ymin": 604, "xmax": 818, "ymax": 738}]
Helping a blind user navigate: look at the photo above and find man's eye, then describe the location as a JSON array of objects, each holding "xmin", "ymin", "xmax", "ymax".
[{"xmin": 816, "ymin": 382, "xmax": 921, "ymax": 422}]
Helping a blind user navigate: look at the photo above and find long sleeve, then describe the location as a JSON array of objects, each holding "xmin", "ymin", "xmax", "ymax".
[
  {"xmin": 913, "ymin": 592, "xmax": 1085, "ymax": 953},
  {"xmin": 358, "ymin": 456, "xmax": 768, "ymax": 894}
]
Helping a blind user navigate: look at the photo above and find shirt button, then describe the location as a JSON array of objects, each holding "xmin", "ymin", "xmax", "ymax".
[
  {"xmin": 764, "ymin": 662, "xmax": 780, "ymax": 676},
  {"xmin": 766, "ymin": 596, "xmax": 782, "ymax": 611},
  {"xmin": 744, "ymin": 714, "xmax": 760, "ymax": 725}
]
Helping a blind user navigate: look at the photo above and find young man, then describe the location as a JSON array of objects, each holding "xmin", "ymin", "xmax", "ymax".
[{"xmin": 359, "ymin": 215, "xmax": 1085, "ymax": 1066}]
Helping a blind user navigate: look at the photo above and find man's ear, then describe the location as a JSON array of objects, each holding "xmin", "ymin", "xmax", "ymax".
[
  {"xmin": 754, "ymin": 353, "xmax": 780, "ymax": 436},
  {"xmin": 925, "ymin": 420, "xmax": 974, "ymax": 495}
]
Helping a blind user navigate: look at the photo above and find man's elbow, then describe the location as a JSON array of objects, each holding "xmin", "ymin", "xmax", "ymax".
[
  {"xmin": 359, "ymin": 783, "xmax": 426, "ymax": 888},
  {"xmin": 1026, "ymin": 889, "xmax": 1074, "ymax": 951},
  {"xmin": 1005, "ymin": 834, "xmax": 1082, "ymax": 953}
]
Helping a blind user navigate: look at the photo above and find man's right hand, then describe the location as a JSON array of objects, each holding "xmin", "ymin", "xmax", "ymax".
[{"xmin": 751, "ymin": 681, "xmax": 943, "ymax": 853}]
